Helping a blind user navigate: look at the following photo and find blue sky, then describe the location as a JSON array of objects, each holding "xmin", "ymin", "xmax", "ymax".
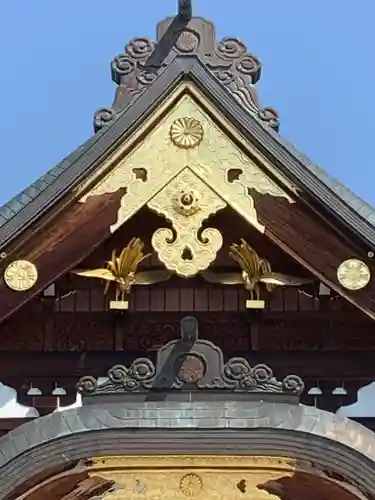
[{"xmin": 0, "ymin": 0, "xmax": 374, "ymax": 206}]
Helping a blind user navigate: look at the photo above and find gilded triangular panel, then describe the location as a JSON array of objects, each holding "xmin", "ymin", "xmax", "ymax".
[{"xmin": 79, "ymin": 87, "xmax": 295, "ymax": 237}]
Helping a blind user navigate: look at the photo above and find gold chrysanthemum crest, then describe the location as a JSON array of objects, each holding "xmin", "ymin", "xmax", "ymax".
[
  {"xmin": 169, "ymin": 117, "xmax": 204, "ymax": 149},
  {"xmin": 179, "ymin": 473, "xmax": 203, "ymax": 497},
  {"xmin": 173, "ymin": 189, "xmax": 201, "ymax": 217},
  {"xmin": 337, "ymin": 258, "xmax": 371, "ymax": 291},
  {"xmin": 3, "ymin": 259, "xmax": 38, "ymax": 291}
]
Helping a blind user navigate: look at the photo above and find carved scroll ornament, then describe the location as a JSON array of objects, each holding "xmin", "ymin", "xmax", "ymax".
[
  {"xmin": 147, "ymin": 168, "xmax": 226, "ymax": 277},
  {"xmin": 77, "ymin": 358, "xmax": 303, "ymax": 397},
  {"xmin": 77, "ymin": 316, "xmax": 304, "ymax": 398},
  {"xmin": 95, "ymin": 16, "xmax": 279, "ymax": 132}
]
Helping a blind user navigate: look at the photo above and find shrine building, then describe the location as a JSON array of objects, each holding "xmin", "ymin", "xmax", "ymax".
[{"xmin": 0, "ymin": 1, "xmax": 375, "ymax": 499}]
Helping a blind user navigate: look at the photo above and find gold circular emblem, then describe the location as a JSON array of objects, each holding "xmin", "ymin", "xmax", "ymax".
[
  {"xmin": 173, "ymin": 189, "xmax": 200, "ymax": 216},
  {"xmin": 3, "ymin": 260, "xmax": 38, "ymax": 291},
  {"xmin": 337, "ymin": 258, "xmax": 371, "ymax": 290},
  {"xmin": 177, "ymin": 354, "xmax": 205, "ymax": 383},
  {"xmin": 179, "ymin": 473, "xmax": 203, "ymax": 497},
  {"xmin": 169, "ymin": 117, "xmax": 204, "ymax": 149}
]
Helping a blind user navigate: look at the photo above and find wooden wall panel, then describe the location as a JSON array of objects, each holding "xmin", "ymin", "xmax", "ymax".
[
  {"xmin": 52, "ymin": 283, "xmax": 322, "ymax": 313},
  {"xmin": 0, "ymin": 307, "xmax": 372, "ymax": 353}
]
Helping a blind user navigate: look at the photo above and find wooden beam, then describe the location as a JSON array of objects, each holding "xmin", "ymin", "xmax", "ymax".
[
  {"xmin": 0, "ymin": 191, "xmax": 124, "ymax": 324},
  {"xmin": 253, "ymin": 192, "xmax": 375, "ymax": 319},
  {"xmin": 0, "ymin": 309, "xmax": 373, "ymax": 353},
  {"xmin": 0, "ymin": 351, "xmax": 374, "ymax": 381}
]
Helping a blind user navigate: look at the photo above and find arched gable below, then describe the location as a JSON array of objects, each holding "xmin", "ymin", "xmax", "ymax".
[{"xmin": 1, "ymin": 400, "xmax": 375, "ymax": 500}]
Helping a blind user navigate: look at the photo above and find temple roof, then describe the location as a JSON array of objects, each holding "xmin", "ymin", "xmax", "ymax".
[{"xmin": 1, "ymin": 4, "xmax": 375, "ymax": 250}]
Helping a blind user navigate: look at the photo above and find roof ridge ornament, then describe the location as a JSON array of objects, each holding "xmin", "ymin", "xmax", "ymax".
[
  {"xmin": 93, "ymin": 5, "xmax": 279, "ymax": 133},
  {"xmin": 178, "ymin": 0, "xmax": 192, "ymax": 20},
  {"xmin": 77, "ymin": 316, "xmax": 304, "ymax": 404}
]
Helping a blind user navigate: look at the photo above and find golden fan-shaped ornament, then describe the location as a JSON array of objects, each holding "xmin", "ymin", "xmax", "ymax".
[{"xmin": 169, "ymin": 117, "xmax": 204, "ymax": 149}]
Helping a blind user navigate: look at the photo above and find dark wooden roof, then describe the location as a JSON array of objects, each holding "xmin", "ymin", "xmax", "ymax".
[{"xmin": 1, "ymin": 14, "xmax": 375, "ymax": 250}]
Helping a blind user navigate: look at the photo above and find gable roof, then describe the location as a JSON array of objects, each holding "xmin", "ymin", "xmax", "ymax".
[{"xmin": 1, "ymin": 13, "xmax": 375, "ymax": 252}]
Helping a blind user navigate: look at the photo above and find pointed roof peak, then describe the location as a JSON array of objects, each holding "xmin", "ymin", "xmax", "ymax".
[
  {"xmin": 1, "ymin": 0, "xmax": 375, "ymax": 286},
  {"xmin": 95, "ymin": 6, "xmax": 278, "ymax": 134}
]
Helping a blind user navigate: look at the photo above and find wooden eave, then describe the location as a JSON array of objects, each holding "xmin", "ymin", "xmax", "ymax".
[{"xmin": 0, "ymin": 57, "xmax": 375, "ymax": 322}]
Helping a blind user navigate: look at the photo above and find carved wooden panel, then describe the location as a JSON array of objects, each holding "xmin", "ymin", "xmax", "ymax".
[
  {"xmin": 52, "ymin": 313, "xmax": 115, "ymax": 351},
  {"xmin": 0, "ymin": 303, "xmax": 45, "ymax": 351},
  {"xmin": 0, "ymin": 306, "xmax": 372, "ymax": 354}
]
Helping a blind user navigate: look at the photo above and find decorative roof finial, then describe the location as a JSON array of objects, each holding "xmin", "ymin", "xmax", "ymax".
[{"xmin": 178, "ymin": 0, "xmax": 192, "ymax": 20}]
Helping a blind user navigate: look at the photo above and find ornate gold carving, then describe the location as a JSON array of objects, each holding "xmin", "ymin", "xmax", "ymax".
[
  {"xmin": 172, "ymin": 97, "xmax": 295, "ymax": 234},
  {"xmin": 148, "ymin": 169, "xmax": 225, "ymax": 277},
  {"xmin": 179, "ymin": 473, "xmax": 203, "ymax": 496},
  {"xmin": 79, "ymin": 104, "xmax": 185, "ymax": 234},
  {"xmin": 202, "ymin": 239, "xmax": 312, "ymax": 303},
  {"xmin": 87, "ymin": 453, "xmax": 361, "ymax": 500},
  {"xmin": 72, "ymin": 238, "xmax": 171, "ymax": 301},
  {"xmin": 3, "ymin": 260, "xmax": 38, "ymax": 291},
  {"xmin": 169, "ymin": 117, "xmax": 204, "ymax": 149},
  {"xmin": 337, "ymin": 258, "xmax": 371, "ymax": 290},
  {"xmin": 173, "ymin": 189, "xmax": 201, "ymax": 217},
  {"xmin": 79, "ymin": 92, "xmax": 294, "ymax": 237},
  {"xmin": 89, "ymin": 455, "xmax": 293, "ymax": 500}
]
